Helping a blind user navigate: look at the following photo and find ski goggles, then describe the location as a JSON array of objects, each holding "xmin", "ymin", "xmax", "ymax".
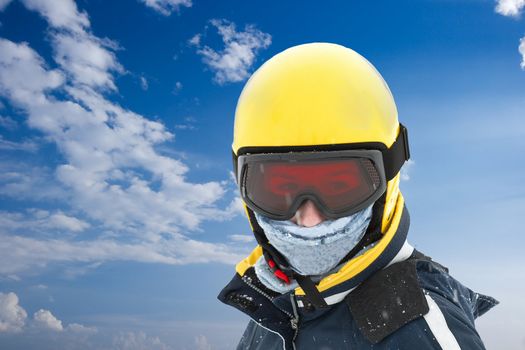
[{"xmin": 237, "ymin": 149, "xmax": 387, "ymax": 221}]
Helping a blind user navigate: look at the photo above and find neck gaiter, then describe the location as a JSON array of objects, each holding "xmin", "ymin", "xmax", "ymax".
[{"xmin": 254, "ymin": 204, "xmax": 373, "ymax": 277}]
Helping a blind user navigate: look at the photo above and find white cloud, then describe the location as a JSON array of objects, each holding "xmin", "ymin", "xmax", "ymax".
[
  {"xmin": 519, "ymin": 37, "xmax": 525, "ymax": 69},
  {"xmin": 46, "ymin": 211, "xmax": 91, "ymax": 232},
  {"xmin": 52, "ymin": 32, "xmax": 124, "ymax": 90},
  {"xmin": 495, "ymin": 0, "xmax": 525, "ymax": 17},
  {"xmin": 113, "ymin": 331, "xmax": 172, "ymax": 350},
  {"xmin": 191, "ymin": 19, "xmax": 271, "ymax": 84},
  {"xmin": 0, "ymin": 0, "xmax": 243, "ymax": 275},
  {"xmin": 0, "ymin": 39, "xmax": 65, "ymax": 97},
  {"xmin": 0, "ymin": 292, "xmax": 27, "ymax": 333},
  {"xmin": 0, "ymin": 293, "xmax": 95, "ymax": 335},
  {"xmin": 140, "ymin": 76, "xmax": 149, "ymax": 90},
  {"xmin": 16, "ymin": 0, "xmax": 122, "ymax": 91},
  {"xmin": 33, "ymin": 309, "xmax": 63, "ymax": 332},
  {"xmin": 20, "ymin": 0, "xmax": 89, "ymax": 32},
  {"xmin": 141, "ymin": 0, "xmax": 192, "ymax": 16}
]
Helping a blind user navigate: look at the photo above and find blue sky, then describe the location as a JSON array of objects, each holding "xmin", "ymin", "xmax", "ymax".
[{"xmin": 0, "ymin": 0, "xmax": 524, "ymax": 349}]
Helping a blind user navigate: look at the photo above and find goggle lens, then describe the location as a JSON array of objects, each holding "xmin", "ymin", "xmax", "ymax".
[{"xmin": 241, "ymin": 154, "xmax": 383, "ymax": 220}]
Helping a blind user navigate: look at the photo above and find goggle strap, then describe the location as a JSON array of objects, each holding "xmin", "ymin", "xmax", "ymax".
[
  {"xmin": 234, "ymin": 123, "xmax": 410, "ymax": 183},
  {"xmin": 366, "ymin": 197, "xmax": 386, "ymax": 240},
  {"xmin": 246, "ymin": 207, "xmax": 266, "ymax": 246},
  {"xmin": 232, "ymin": 149, "xmax": 239, "ymax": 184},
  {"xmin": 293, "ymin": 273, "xmax": 329, "ymax": 308},
  {"xmin": 383, "ymin": 123, "xmax": 410, "ymax": 180}
]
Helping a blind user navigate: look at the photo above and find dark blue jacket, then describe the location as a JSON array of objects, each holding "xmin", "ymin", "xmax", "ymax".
[{"xmin": 218, "ymin": 208, "xmax": 498, "ymax": 350}]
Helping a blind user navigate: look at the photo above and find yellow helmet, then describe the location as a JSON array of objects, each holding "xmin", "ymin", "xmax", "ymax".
[
  {"xmin": 233, "ymin": 42, "xmax": 408, "ymax": 232},
  {"xmin": 232, "ymin": 43, "xmax": 411, "ymax": 306}
]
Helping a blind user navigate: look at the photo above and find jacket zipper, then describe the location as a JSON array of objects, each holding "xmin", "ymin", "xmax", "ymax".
[
  {"xmin": 289, "ymin": 293, "xmax": 300, "ymax": 348},
  {"xmin": 241, "ymin": 275, "xmax": 300, "ymax": 350}
]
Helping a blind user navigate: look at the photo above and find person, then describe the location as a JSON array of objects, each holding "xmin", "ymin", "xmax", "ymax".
[{"xmin": 218, "ymin": 43, "xmax": 497, "ymax": 350}]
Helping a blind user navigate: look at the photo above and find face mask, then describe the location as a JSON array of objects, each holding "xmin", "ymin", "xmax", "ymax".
[{"xmin": 254, "ymin": 204, "xmax": 373, "ymax": 276}]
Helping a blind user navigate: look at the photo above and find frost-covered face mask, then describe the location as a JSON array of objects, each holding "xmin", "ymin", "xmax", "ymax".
[{"xmin": 254, "ymin": 204, "xmax": 373, "ymax": 276}]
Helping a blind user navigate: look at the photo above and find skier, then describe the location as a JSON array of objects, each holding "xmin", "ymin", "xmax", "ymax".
[{"xmin": 218, "ymin": 43, "xmax": 497, "ymax": 349}]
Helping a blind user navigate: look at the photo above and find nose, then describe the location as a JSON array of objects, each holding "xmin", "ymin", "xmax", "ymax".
[{"xmin": 291, "ymin": 200, "xmax": 327, "ymax": 227}]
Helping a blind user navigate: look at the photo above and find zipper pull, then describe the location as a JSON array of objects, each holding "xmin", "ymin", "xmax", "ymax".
[{"xmin": 290, "ymin": 318, "xmax": 298, "ymax": 330}]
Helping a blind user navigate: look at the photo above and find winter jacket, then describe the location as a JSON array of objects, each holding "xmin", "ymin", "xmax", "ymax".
[{"xmin": 218, "ymin": 206, "xmax": 498, "ymax": 350}]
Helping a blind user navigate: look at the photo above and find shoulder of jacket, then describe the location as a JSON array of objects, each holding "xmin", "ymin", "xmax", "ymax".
[{"xmin": 345, "ymin": 256, "xmax": 430, "ymax": 343}]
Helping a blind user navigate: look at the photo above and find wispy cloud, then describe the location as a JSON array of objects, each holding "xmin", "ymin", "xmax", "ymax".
[
  {"xmin": 0, "ymin": 0, "xmax": 242, "ymax": 275},
  {"xmin": 140, "ymin": 0, "xmax": 191, "ymax": 16},
  {"xmin": 171, "ymin": 81, "xmax": 183, "ymax": 94},
  {"xmin": 67, "ymin": 323, "xmax": 97, "ymax": 334},
  {"xmin": 495, "ymin": 0, "xmax": 525, "ymax": 17},
  {"xmin": 188, "ymin": 33, "xmax": 201, "ymax": 46},
  {"xmin": 190, "ymin": 19, "xmax": 271, "ymax": 84},
  {"xmin": 0, "ymin": 115, "xmax": 17, "ymax": 130},
  {"xmin": 0, "ymin": 209, "xmax": 90, "ymax": 234},
  {"xmin": 140, "ymin": 76, "xmax": 149, "ymax": 90},
  {"xmin": 228, "ymin": 234, "xmax": 254, "ymax": 243},
  {"xmin": 0, "ymin": 163, "xmax": 67, "ymax": 201},
  {"xmin": 113, "ymin": 331, "xmax": 172, "ymax": 350},
  {"xmin": 0, "ymin": 135, "xmax": 38, "ymax": 152},
  {"xmin": 0, "ymin": 230, "xmax": 244, "ymax": 275},
  {"xmin": 174, "ymin": 115, "xmax": 196, "ymax": 130}
]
